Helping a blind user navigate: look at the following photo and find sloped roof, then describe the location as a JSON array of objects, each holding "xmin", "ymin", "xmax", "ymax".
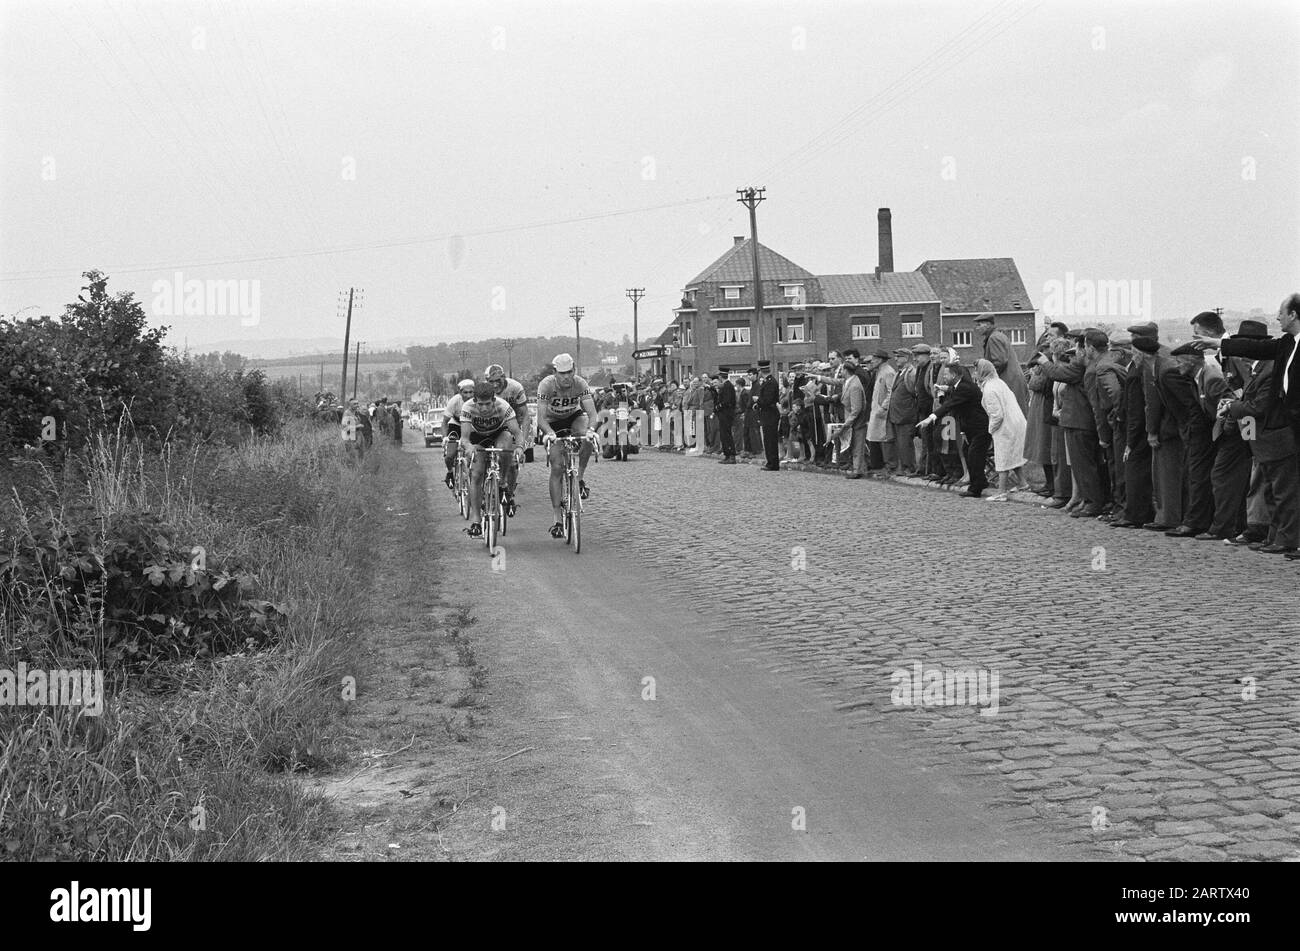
[
  {"xmin": 689, "ymin": 239, "xmax": 815, "ymax": 286},
  {"xmin": 819, "ymin": 272, "xmax": 938, "ymax": 306},
  {"xmin": 916, "ymin": 258, "xmax": 1033, "ymax": 313},
  {"xmin": 651, "ymin": 324, "xmax": 677, "ymax": 346}
]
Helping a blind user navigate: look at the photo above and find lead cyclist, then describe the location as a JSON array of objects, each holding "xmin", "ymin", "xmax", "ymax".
[{"xmin": 536, "ymin": 352, "xmax": 598, "ymax": 539}]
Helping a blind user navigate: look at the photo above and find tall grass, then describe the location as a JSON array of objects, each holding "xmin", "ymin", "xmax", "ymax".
[{"xmin": 0, "ymin": 421, "xmax": 394, "ymax": 860}]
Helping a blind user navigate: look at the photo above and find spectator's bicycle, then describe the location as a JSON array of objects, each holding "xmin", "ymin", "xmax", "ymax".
[
  {"xmin": 452, "ymin": 445, "xmax": 471, "ymax": 520},
  {"xmin": 477, "ymin": 447, "xmax": 511, "ymax": 550}
]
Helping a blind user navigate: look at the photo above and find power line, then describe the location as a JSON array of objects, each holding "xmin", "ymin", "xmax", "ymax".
[{"xmin": 0, "ymin": 194, "xmax": 727, "ymax": 282}]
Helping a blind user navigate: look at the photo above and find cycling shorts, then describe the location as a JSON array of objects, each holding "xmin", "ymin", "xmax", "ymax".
[
  {"xmin": 548, "ymin": 411, "xmax": 589, "ymax": 437},
  {"xmin": 469, "ymin": 427, "xmax": 510, "ymax": 448},
  {"xmin": 446, "ymin": 423, "xmax": 462, "ymax": 440}
]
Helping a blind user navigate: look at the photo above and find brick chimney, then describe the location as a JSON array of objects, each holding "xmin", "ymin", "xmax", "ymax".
[
  {"xmin": 734, "ymin": 235, "xmax": 746, "ymax": 246},
  {"xmin": 875, "ymin": 207, "xmax": 893, "ymax": 278}
]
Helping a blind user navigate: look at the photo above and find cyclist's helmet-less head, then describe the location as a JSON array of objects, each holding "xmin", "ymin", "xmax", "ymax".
[
  {"xmin": 458, "ymin": 379, "xmax": 475, "ymax": 398},
  {"xmin": 485, "ymin": 364, "xmax": 507, "ymax": 390},
  {"xmin": 553, "ymin": 353, "xmax": 575, "ymax": 374},
  {"xmin": 473, "ymin": 382, "xmax": 497, "ymax": 403}
]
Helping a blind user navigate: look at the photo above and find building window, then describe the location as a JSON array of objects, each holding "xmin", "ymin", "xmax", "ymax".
[
  {"xmin": 786, "ymin": 320, "xmax": 805, "ymax": 343},
  {"xmin": 901, "ymin": 321, "xmax": 923, "ymax": 338},
  {"xmin": 852, "ymin": 322, "xmax": 880, "ymax": 340},
  {"xmin": 1009, "ymin": 328, "xmax": 1027, "ymax": 345},
  {"xmin": 722, "ymin": 285, "xmax": 742, "ymax": 300},
  {"xmin": 782, "ymin": 284, "xmax": 803, "ymax": 298},
  {"xmin": 683, "ymin": 289, "xmax": 696, "ymax": 304},
  {"xmin": 952, "ymin": 330, "xmax": 972, "ymax": 348},
  {"xmin": 716, "ymin": 326, "xmax": 751, "ymax": 346},
  {"xmin": 680, "ymin": 322, "xmax": 694, "ymax": 347}
]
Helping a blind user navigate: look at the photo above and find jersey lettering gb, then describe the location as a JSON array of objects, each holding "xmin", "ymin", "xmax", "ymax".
[{"xmin": 537, "ymin": 374, "xmax": 592, "ymax": 420}]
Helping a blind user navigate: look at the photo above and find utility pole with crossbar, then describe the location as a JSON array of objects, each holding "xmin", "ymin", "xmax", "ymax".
[{"xmin": 737, "ymin": 187, "xmax": 767, "ymax": 363}]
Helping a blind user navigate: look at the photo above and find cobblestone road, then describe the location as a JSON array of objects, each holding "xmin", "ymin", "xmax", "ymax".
[{"xmin": 582, "ymin": 450, "xmax": 1300, "ymax": 861}]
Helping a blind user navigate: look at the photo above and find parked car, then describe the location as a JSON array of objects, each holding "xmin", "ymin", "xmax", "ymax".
[{"xmin": 424, "ymin": 408, "xmax": 445, "ymax": 447}]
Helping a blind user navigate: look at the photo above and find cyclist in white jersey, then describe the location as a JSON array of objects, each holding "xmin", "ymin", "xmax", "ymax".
[
  {"xmin": 536, "ymin": 353, "xmax": 598, "ymax": 539},
  {"xmin": 460, "ymin": 382, "xmax": 523, "ymax": 538},
  {"xmin": 485, "ymin": 364, "xmax": 529, "ymax": 507},
  {"xmin": 442, "ymin": 379, "xmax": 476, "ymax": 488}
]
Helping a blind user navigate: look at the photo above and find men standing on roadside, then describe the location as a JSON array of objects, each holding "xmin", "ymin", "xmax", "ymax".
[
  {"xmin": 715, "ymin": 371, "xmax": 737, "ymax": 464},
  {"xmin": 840, "ymin": 351, "xmax": 869, "ymax": 479},
  {"xmin": 1092, "ymin": 335, "xmax": 1130, "ymax": 518},
  {"xmin": 756, "ymin": 359, "xmax": 781, "ymax": 470},
  {"xmin": 1041, "ymin": 330, "xmax": 1106, "ymax": 517},
  {"xmin": 887, "ymin": 348, "xmax": 920, "ymax": 476},
  {"xmin": 866, "ymin": 349, "xmax": 895, "ymax": 478},
  {"xmin": 1133, "ymin": 329, "xmax": 1183, "ymax": 530},
  {"xmin": 976, "ymin": 312, "xmax": 1030, "ymax": 414}
]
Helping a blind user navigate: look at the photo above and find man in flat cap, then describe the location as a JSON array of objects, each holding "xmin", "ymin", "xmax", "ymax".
[
  {"xmin": 1086, "ymin": 329, "xmax": 1126, "ymax": 518},
  {"xmin": 865, "ymin": 349, "xmax": 896, "ymax": 478},
  {"xmin": 886, "ymin": 347, "xmax": 920, "ymax": 476},
  {"xmin": 1129, "ymin": 322, "xmax": 1183, "ymax": 530},
  {"xmin": 975, "ymin": 313, "xmax": 1030, "ymax": 415},
  {"xmin": 911, "ymin": 344, "xmax": 938, "ymax": 476},
  {"xmin": 1040, "ymin": 329, "xmax": 1106, "ymax": 517},
  {"xmin": 1114, "ymin": 330, "xmax": 1155, "ymax": 527}
]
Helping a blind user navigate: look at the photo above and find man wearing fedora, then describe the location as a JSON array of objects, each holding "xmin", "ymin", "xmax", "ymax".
[
  {"xmin": 1133, "ymin": 323, "xmax": 1184, "ymax": 530},
  {"xmin": 1195, "ymin": 297, "xmax": 1300, "ymax": 555}
]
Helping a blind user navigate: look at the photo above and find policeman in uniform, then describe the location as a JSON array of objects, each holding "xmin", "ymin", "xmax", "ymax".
[{"xmin": 756, "ymin": 359, "xmax": 781, "ymax": 470}]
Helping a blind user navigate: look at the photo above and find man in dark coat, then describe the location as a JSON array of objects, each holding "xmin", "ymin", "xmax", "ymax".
[
  {"xmin": 1114, "ymin": 333, "xmax": 1154, "ymax": 528},
  {"xmin": 917, "ymin": 363, "xmax": 992, "ymax": 498},
  {"xmin": 1201, "ymin": 293, "xmax": 1300, "ymax": 439},
  {"xmin": 1042, "ymin": 332, "xmax": 1106, "ymax": 517},
  {"xmin": 1132, "ymin": 324, "xmax": 1182, "ymax": 530},
  {"xmin": 714, "ymin": 371, "xmax": 737, "ymax": 463},
  {"xmin": 756, "ymin": 360, "xmax": 781, "ymax": 470},
  {"xmin": 1224, "ymin": 354, "xmax": 1298, "ymax": 553}
]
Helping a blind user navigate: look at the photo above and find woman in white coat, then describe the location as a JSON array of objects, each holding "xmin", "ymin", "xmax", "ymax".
[{"xmin": 975, "ymin": 358, "xmax": 1027, "ymax": 500}]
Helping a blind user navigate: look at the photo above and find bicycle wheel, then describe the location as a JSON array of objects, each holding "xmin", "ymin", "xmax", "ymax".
[
  {"xmin": 572, "ymin": 492, "xmax": 581, "ymax": 554},
  {"xmin": 457, "ymin": 463, "xmax": 469, "ymax": 519},
  {"xmin": 484, "ymin": 475, "xmax": 498, "ymax": 551}
]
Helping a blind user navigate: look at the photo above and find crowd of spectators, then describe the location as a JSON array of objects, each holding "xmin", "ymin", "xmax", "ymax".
[{"xmin": 619, "ymin": 294, "xmax": 1300, "ymax": 558}]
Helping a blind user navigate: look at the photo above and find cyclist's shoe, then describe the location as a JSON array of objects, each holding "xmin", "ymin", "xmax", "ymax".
[
  {"xmin": 444, "ymin": 471, "xmax": 455, "ymax": 489},
  {"xmin": 467, "ymin": 523, "xmax": 483, "ymax": 538},
  {"xmin": 549, "ymin": 522, "xmax": 565, "ymax": 539},
  {"xmin": 579, "ymin": 480, "xmax": 590, "ymax": 500},
  {"xmin": 503, "ymin": 491, "xmax": 518, "ymax": 518}
]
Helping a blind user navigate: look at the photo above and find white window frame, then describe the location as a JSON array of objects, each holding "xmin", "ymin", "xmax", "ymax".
[
  {"xmin": 784, "ymin": 320, "xmax": 806, "ymax": 343},
  {"xmin": 680, "ymin": 322, "xmax": 694, "ymax": 347},
  {"xmin": 852, "ymin": 322, "xmax": 881, "ymax": 340},
  {"xmin": 952, "ymin": 330, "xmax": 973, "ymax": 348},
  {"xmin": 716, "ymin": 326, "xmax": 751, "ymax": 346},
  {"xmin": 781, "ymin": 284, "xmax": 804, "ymax": 299},
  {"xmin": 901, "ymin": 321, "xmax": 924, "ymax": 339},
  {"xmin": 721, "ymin": 285, "xmax": 743, "ymax": 300},
  {"xmin": 1009, "ymin": 328, "xmax": 1027, "ymax": 345}
]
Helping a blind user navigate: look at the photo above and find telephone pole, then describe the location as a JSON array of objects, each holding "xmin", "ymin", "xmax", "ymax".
[
  {"xmin": 626, "ymin": 288, "xmax": 644, "ymax": 379},
  {"xmin": 457, "ymin": 346, "xmax": 471, "ymax": 380},
  {"xmin": 503, "ymin": 338, "xmax": 516, "ymax": 378},
  {"xmin": 353, "ymin": 341, "xmax": 364, "ymax": 400},
  {"xmin": 737, "ymin": 187, "xmax": 767, "ymax": 362},
  {"xmin": 570, "ymin": 305, "xmax": 584, "ymax": 369},
  {"xmin": 339, "ymin": 288, "xmax": 355, "ymax": 399}
]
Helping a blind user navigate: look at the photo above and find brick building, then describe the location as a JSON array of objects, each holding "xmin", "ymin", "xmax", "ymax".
[{"xmin": 655, "ymin": 208, "xmax": 1038, "ymax": 381}]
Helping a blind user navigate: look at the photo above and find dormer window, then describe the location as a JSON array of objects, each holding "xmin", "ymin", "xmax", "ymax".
[{"xmin": 721, "ymin": 285, "xmax": 743, "ymax": 301}]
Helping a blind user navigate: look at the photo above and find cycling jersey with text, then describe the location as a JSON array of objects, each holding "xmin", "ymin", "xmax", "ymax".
[
  {"xmin": 495, "ymin": 378, "xmax": 528, "ymax": 417},
  {"xmin": 460, "ymin": 397, "xmax": 516, "ymax": 434},
  {"xmin": 536, "ymin": 374, "xmax": 592, "ymax": 420}
]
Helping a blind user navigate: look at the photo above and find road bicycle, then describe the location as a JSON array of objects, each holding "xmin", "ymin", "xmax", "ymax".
[
  {"xmin": 477, "ymin": 446, "xmax": 511, "ymax": 550},
  {"xmin": 551, "ymin": 434, "xmax": 592, "ymax": 554},
  {"xmin": 451, "ymin": 444, "xmax": 471, "ymax": 520}
]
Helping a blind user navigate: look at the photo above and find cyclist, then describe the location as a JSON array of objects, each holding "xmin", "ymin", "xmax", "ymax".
[
  {"xmin": 460, "ymin": 381, "xmax": 523, "ymax": 538},
  {"xmin": 442, "ymin": 378, "xmax": 476, "ymax": 489},
  {"xmin": 536, "ymin": 352, "xmax": 598, "ymax": 539},
  {"xmin": 485, "ymin": 363, "xmax": 529, "ymax": 512}
]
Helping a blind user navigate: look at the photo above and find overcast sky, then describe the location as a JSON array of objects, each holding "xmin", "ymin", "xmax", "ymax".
[{"xmin": 1, "ymin": 0, "xmax": 1296, "ymax": 350}]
